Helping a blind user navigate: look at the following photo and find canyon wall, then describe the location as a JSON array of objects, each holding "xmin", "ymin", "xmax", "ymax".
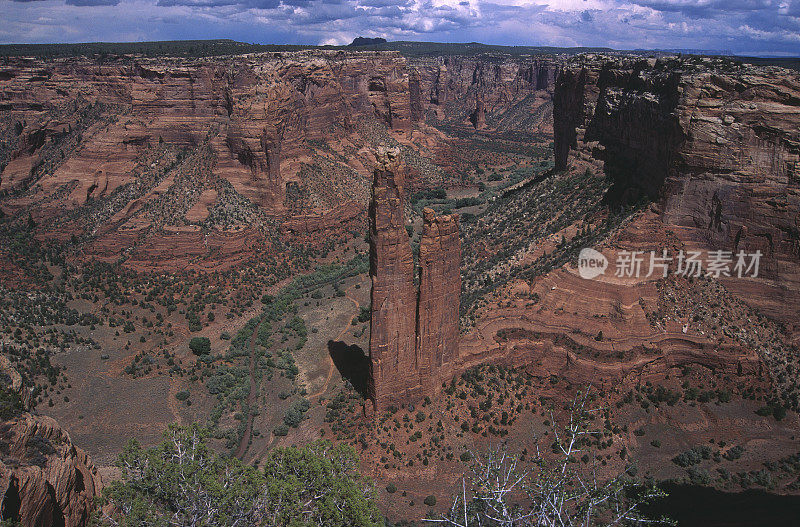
[
  {"xmin": 0, "ymin": 51, "xmax": 416, "ymax": 270},
  {"xmin": 553, "ymin": 55, "xmax": 800, "ymax": 333},
  {"xmin": 368, "ymin": 149, "xmax": 461, "ymax": 411},
  {"xmin": 409, "ymin": 55, "xmax": 560, "ymax": 133},
  {"xmin": 0, "ymin": 50, "xmax": 561, "ymax": 271},
  {"xmin": 0, "ymin": 50, "xmax": 413, "ymax": 208}
]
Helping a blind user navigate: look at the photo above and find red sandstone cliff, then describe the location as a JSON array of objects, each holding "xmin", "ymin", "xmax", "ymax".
[
  {"xmin": 409, "ymin": 55, "xmax": 559, "ymax": 133},
  {"xmin": 0, "ymin": 413, "xmax": 101, "ymax": 527},
  {"xmin": 0, "ymin": 50, "xmax": 558, "ymax": 271},
  {"xmin": 0, "ymin": 51, "xmax": 413, "ymax": 205},
  {"xmin": 0, "ymin": 51, "xmax": 418, "ymax": 270},
  {"xmin": 417, "ymin": 207, "xmax": 461, "ymax": 389},
  {"xmin": 553, "ymin": 54, "xmax": 800, "ymax": 334}
]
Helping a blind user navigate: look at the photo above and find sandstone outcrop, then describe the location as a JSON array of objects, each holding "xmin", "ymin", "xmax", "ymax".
[
  {"xmin": 0, "ymin": 50, "xmax": 565, "ymax": 271},
  {"xmin": 457, "ymin": 209, "xmax": 765, "ymax": 396},
  {"xmin": 409, "ymin": 55, "xmax": 560, "ymax": 133},
  {"xmin": 367, "ymin": 148, "xmax": 418, "ymax": 410},
  {"xmin": 417, "ymin": 207, "xmax": 461, "ymax": 389},
  {"xmin": 368, "ymin": 150, "xmax": 461, "ymax": 411},
  {"xmin": 553, "ymin": 54, "xmax": 800, "ymax": 334},
  {"xmin": 0, "ymin": 51, "xmax": 413, "ymax": 205},
  {"xmin": 470, "ymin": 99, "xmax": 486, "ymax": 130},
  {"xmin": 0, "ymin": 51, "xmax": 417, "ymax": 270},
  {"xmin": 0, "ymin": 413, "xmax": 101, "ymax": 527}
]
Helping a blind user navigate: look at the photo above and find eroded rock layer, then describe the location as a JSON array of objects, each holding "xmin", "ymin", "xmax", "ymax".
[
  {"xmin": 368, "ymin": 148, "xmax": 418, "ymax": 410},
  {"xmin": 0, "ymin": 50, "xmax": 563, "ymax": 271},
  {"xmin": 410, "ymin": 55, "xmax": 560, "ymax": 133},
  {"xmin": 553, "ymin": 55, "xmax": 800, "ymax": 334},
  {"xmin": 0, "ymin": 413, "xmax": 101, "ymax": 527},
  {"xmin": 0, "ymin": 51, "xmax": 416, "ymax": 270}
]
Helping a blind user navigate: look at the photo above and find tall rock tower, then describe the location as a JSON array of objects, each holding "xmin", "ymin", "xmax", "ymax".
[
  {"xmin": 368, "ymin": 148, "xmax": 461, "ymax": 412},
  {"xmin": 417, "ymin": 207, "xmax": 461, "ymax": 389},
  {"xmin": 367, "ymin": 148, "xmax": 418, "ymax": 410}
]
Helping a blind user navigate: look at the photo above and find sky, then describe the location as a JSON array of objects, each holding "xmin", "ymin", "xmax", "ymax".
[{"xmin": 2, "ymin": 0, "xmax": 799, "ymax": 56}]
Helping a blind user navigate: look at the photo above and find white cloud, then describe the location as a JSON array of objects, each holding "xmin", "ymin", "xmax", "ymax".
[{"xmin": 0, "ymin": 0, "xmax": 797, "ymax": 55}]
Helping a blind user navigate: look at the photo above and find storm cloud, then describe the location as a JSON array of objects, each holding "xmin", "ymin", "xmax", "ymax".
[{"xmin": 0, "ymin": 0, "xmax": 798, "ymax": 55}]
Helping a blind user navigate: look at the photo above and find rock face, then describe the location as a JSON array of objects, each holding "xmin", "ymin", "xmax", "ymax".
[
  {"xmin": 0, "ymin": 50, "xmax": 562, "ymax": 271},
  {"xmin": 457, "ymin": 209, "xmax": 765, "ymax": 400},
  {"xmin": 368, "ymin": 150, "xmax": 461, "ymax": 411},
  {"xmin": 470, "ymin": 99, "xmax": 486, "ymax": 130},
  {"xmin": 367, "ymin": 148, "xmax": 418, "ymax": 409},
  {"xmin": 417, "ymin": 207, "xmax": 461, "ymax": 389},
  {"xmin": 410, "ymin": 55, "xmax": 560, "ymax": 133},
  {"xmin": 0, "ymin": 51, "xmax": 416, "ymax": 270},
  {"xmin": 553, "ymin": 66, "xmax": 590, "ymax": 170},
  {"xmin": 0, "ymin": 413, "xmax": 101, "ymax": 527},
  {"xmin": 0, "ymin": 51, "xmax": 413, "ymax": 205},
  {"xmin": 553, "ymin": 54, "xmax": 800, "ymax": 333}
]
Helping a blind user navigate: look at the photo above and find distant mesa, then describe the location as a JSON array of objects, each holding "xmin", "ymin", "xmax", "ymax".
[{"xmin": 348, "ymin": 37, "xmax": 388, "ymax": 47}]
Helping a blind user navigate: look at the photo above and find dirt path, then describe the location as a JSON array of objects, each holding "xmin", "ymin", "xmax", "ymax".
[
  {"xmin": 235, "ymin": 276, "xmax": 365, "ymax": 460},
  {"xmin": 308, "ymin": 279, "xmax": 364, "ymax": 401},
  {"xmin": 234, "ymin": 322, "xmax": 260, "ymax": 460}
]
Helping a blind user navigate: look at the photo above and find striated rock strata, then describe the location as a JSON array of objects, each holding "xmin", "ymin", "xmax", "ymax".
[
  {"xmin": 553, "ymin": 54, "xmax": 800, "ymax": 334},
  {"xmin": 0, "ymin": 51, "xmax": 416, "ymax": 270},
  {"xmin": 417, "ymin": 207, "xmax": 461, "ymax": 389},
  {"xmin": 367, "ymin": 148, "xmax": 418, "ymax": 409},
  {"xmin": 409, "ymin": 55, "xmax": 560, "ymax": 133},
  {"xmin": 0, "ymin": 413, "xmax": 101, "ymax": 527}
]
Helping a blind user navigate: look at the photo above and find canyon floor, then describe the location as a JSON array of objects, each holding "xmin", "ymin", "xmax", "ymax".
[{"xmin": 5, "ymin": 141, "xmax": 800, "ymax": 524}]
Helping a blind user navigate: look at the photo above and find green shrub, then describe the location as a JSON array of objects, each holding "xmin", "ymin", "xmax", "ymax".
[
  {"xmin": 189, "ymin": 336, "xmax": 211, "ymax": 356},
  {"xmin": 175, "ymin": 391, "xmax": 190, "ymax": 401},
  {"xmin": 273, "ymin": 424, "xmax": 289, "ymax": 436},
  {"xmin": 0, "ymin": 387, "xmax": 24, "ymax": 419},
  {"xmin": 673, "ymin": 445, "xmax": 712, "ymax": 467},
  {"xmin": 283, "ymin": 399, "xmax": 311, "ymax": 428},
  {"xmin": 723, "ymin": 445, "xmax": 744, "ymax": 461},
  {"xmin": 105, "ymin": 427, "xmax": 382, "ymax": 526},
  {"xmin": 424, "ymin": 495, "xmax": 437, "ymax": 506},
  {"xmin": 357, "ymin": 306, "xmax": 371, "ymax": 323}
]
